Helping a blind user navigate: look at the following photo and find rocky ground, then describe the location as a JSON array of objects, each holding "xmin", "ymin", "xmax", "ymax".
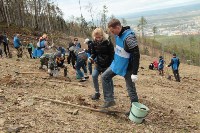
[{"xmin": 0, "ymin": 52, "xmax": 200, "ymax": 133}]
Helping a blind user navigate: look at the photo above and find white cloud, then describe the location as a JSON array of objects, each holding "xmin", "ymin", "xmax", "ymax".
[{"xmin": 56, "ymin": 0, "xmax": 200, "ymax": 20}]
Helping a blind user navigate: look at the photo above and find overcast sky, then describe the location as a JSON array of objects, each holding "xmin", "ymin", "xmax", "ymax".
[{"xmin": 56, "ymin": 0, "xmax": 200, "ymax": 20}]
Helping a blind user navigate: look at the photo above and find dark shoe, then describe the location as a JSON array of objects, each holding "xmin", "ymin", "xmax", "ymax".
[
  {"xmin": 84, "ymin": 76, "xmax": 89, "ymax": 79},
  {"xmin": 91, "ymin": 93, "xmax": 100, "ymax": 100},
  {"xmin": 101, "ymin": 101, "xmax": 116, "ymax": 108},
  {"xmin": 79, "ymin": 78, "xmax": 86, "ymax": 82}
]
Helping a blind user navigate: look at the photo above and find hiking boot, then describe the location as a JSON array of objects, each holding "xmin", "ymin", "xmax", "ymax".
[
  {"xmin": 91, "ymin": 93, "xmax": 100, "ymax": 100},
  {"xmin": 79, "ymin": 78, "xmax": 86, "ymax": 82},
  {"xmin": 84, "ymin": 76, "xmax": 89, "ymax": 79},
  {"xmin": 101, "ymin": 101, "xmax": 116, "ymax": 108},
  {"xmin": 84, "ymin": 73, "xmax": 89, "ymax": 79}
]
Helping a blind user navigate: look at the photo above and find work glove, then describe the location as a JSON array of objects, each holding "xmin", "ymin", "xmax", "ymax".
[
  {"xmin": 131, "ymin": 74, "xmax": 138, "ymax": 82},
  {"xmin": 88, "ymin": 57, "xmax": 93, "ymax": 63},
  {"xmin": 88, "ymin": 58, "xmax": 91, "ymax": 63},
  {"xmin": 48, "ymin": 69, "xmax": 51, "ymax": 73}
]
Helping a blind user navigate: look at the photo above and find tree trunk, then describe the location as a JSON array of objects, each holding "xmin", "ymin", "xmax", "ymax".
[
  {"xmin": 34, "ymin": 0, "xmax": 38, "ymax": 30},
  {"xmin": 46, "ymin": 1, "xmax": 52, "ymax": 32},
  {"xmin": 2, "ymin": 0, "xmax": 10, "ymax": 27}
]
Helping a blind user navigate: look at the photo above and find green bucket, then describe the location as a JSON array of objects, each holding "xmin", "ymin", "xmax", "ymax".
[{"xmin": 129, "ymin": 102, "xmax": 149, "ymax": 124}]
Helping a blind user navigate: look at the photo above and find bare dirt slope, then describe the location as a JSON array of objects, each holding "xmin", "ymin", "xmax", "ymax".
[{"xmin": 0, "ymin": 54, "xmax": 200, "ymax": 133}]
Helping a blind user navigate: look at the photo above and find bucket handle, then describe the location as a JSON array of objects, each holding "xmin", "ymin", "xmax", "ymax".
[{"xmin": 130, "ymin": 110, "xmax": 148, "ymax": 119}]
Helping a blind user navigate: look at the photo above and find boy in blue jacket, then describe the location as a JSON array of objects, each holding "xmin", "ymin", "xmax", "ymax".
[
  {"xmin": 13, "ymin": 34, "xmax": 22, "ymax": 58},
  {"xmin": 168, "ymin": 53, "xmax": 180, "ymax": 82}
]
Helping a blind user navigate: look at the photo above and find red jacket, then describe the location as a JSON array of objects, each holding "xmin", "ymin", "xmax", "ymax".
[{"xmin": 153, "ymin": 60, "xmax": 158, "ymax": 69}]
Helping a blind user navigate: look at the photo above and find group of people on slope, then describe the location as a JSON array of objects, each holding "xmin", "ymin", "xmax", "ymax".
[
  {"xmin": 149, "ymin": 54, "xmax": 180, "ymax": 82},
  {"xmin": 12, "ymin": 33, "xmax": 67, "ymax": 77},
  {"xmin": 67, "ymin": 38, "xmax": 90, "ymax": 82},
  {"xmin": 70, "ymin": 19, "xmax": 140, "ymax": 113},
  {"xmin": 83, "ymin": 19, "xmax": 181, "ymax": 112},
  {"xmin": 39, "ymin": 47, "xmax": 67, "ymax": 77},
  {"xmin": 12, "ymin": 33, "xmax": 53, "ymax": 59},
  {"xmin": 1, "ymin": 18, "xmax": 181, "ymax": 115}
]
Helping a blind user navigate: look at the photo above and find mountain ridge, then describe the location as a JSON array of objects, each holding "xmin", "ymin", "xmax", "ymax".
[{"xmin": 119, "ymin": 3, "xmax": 200, "ymax": 19}]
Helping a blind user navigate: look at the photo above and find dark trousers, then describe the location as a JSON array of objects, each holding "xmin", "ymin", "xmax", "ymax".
[
  {"xmin": 16, "ymin": 47, "xmax": 22, "ymax": 58},
  {"xmin": 3, "ymin": 42, "xmax": 10, "ymax": 56},
  {"xmin": 67, "ymin": 51, "xmax": 76, "ymax": 68},
  {"xmin": 173, "ymin": 70, "xmax": 180, "ymax": 82},
  {"xmin": 28, "ymin": 48, "xmax": 32, "ymax": 58},
  {"xmin": 0, "ymin": 49, "xmax": 2, "ymax": 57}
]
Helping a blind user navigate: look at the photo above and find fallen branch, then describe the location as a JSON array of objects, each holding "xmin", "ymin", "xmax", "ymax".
[
  {"xmin": 48, "ymin": 80, "xmax": 86, "ymax": 87},
  {"xmin": 15, "ymin": 71, "xmax": 44, "ymax": 75},
  {"xmin": 33, "ymin": 96, "xmax": 122, "ymax": 114},
  {"xmin": 34, "ymin": 96, "xmax": 101, "ymax": 112}
]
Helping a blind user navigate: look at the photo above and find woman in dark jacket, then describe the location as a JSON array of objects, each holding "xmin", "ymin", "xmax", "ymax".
[{"xmin": 88, "ymin": 28, "xmax": 114, "ymax": 100}]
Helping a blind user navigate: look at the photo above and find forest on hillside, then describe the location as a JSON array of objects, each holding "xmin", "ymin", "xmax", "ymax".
[
  {"xmin": 1, "ymin": 0, "xmax": 200, "ymax": 66},
  {"xmin": 0, "ymin": 0, "xmax": 120, "ymax": 37}
]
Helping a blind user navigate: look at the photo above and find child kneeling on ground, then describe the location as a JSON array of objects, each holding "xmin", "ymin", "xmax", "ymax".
[{"xmin": 74, "ymin": 48, "xmax": 89, "ymax": 82}]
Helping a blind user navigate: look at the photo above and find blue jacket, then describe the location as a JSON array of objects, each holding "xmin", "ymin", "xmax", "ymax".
[
  {"xmin": 110, "ymin": 29, "xmax": 133, "ymax": 76},
  {"xmin": 158, "ymin": 58, "xmax": 164, "ymax": 69},
  {"xmin": 168, "ymin": 57, "xmax": 180, "ymax": 70},
  {"xmin": 76, "ymin": 43, "xmax": 81, "ymax": 49},
  {"xmin": 57, "ymin": 47, "xmax": 66, "ymax": 55},
  {"xmin": 86, "ymin": 52, "xmax": 91, "ymax": 58},
  {"xmin": 13, "ymin": 36, "xmax": 21, "ymax": 48},
  {"xmin": 39, "ymin": 40, "xmax": 46, "ymax": 48}
]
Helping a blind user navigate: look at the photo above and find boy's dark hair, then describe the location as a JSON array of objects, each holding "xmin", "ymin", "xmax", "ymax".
[
  {"xmin": 173, "ymin": 53, "xmax": 176, "ymax": 56},
  {"xmin": 108, "ymin": 19, "xmax": 121, "ymax": 28},
  {"xmin": 74, "ymin": 38, "xmax": 78, "ymax": 41}
]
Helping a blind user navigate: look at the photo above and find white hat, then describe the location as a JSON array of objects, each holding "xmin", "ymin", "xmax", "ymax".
[{"xmin": 84, "ymin": 38, "xmax": 90, "ymax": 44}]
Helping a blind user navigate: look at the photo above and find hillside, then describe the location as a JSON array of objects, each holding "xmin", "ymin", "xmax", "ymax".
[
  {"xmin": 124, "ymin": 3, "xmax": 200, "ymax": 25},
  {"xmin": 0, "ymin": 48, "xmax": 200, "ymax": 132}
]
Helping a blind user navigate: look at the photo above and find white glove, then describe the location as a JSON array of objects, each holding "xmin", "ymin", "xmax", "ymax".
[
  {"xmin": 48, "ymin": 69, "xmax": 51, "ymax": 73},
  {"xmin": 131, "ymin": 74, "xmax": 138, "ymax": 82},
  {"xmin": 88, "ymin": 57, "xmax": 93, "ymax": 63}
]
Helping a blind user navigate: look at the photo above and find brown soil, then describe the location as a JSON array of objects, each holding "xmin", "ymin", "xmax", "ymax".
[{"xmin": 0, "ymin": 53, "xmax": 200, "ymax": 133}]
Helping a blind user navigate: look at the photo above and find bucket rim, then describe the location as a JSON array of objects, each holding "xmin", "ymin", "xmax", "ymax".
[{"xmin": 132, "ymin": 102, "xmax": 149, "ymax": 112}]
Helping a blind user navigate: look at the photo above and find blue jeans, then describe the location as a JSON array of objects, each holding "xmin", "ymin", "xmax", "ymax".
[
  {"xmin": 92, "ymin": 68, "xmax": 113, "ymax": 94},
  {"xmin": 76, "ymin": 58, "xmax": 87, "ymax": 78},
  {"xmin": 101, "ymin": 67, "xmax": 138, "ymax": 102},
  {"xmin": 88, "ymin": 61, "xmax": 92, "ymax": 75}
]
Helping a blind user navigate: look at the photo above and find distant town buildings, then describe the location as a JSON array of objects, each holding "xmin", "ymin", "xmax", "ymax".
[{"xmin": 133, "ymin": 16, "xmax": 200, "ymax": 36}]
